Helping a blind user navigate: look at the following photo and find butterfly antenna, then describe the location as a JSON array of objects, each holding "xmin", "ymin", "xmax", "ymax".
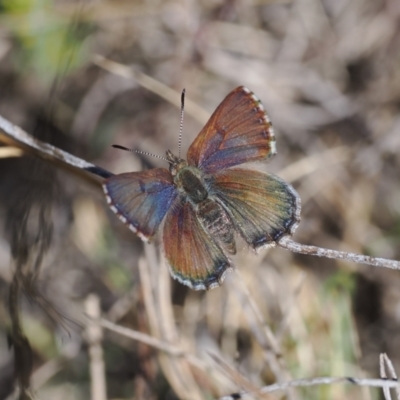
[
  {"xmin": 112, "ymin": 144, "xmax": 168, "ymax": 161},
  {"xmin": 178, "ymin": 88, "xmax": 185, "ymax": 158}
]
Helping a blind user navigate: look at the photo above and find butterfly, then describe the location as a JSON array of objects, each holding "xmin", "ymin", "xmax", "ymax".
[{"xmin": 103, "ymin": 86, "xmax": 301, "ymax": 290}]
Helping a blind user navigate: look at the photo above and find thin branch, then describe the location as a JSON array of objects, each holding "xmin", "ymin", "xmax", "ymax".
[
  {"xmin": 278, "ymin": 237, "xmax": 400, "ymax": 271},
  {"xmin": 219, "ymin": 376, "xmax": 400, "ymax": 399},
  {"xmin": 0, "ymin": 114, "xmax": 112, "ymax": 185},
  {"xmin": 263, "ymin": 376, "xmax": 400, "ymax": 393}
]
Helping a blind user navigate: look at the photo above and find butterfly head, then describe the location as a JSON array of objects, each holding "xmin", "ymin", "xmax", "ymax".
[{"xmin": 166, "ymin": 150, "xmax": 187, "ymax": 177}]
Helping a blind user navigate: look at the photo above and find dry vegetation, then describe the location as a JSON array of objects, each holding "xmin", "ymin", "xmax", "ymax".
[{"xmin": 0, "ymin": 0, "xmax": 400, "ymax": 399}]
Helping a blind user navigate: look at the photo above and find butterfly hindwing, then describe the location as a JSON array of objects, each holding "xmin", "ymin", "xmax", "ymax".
[
  {"xmin": 210, "ymin": 168, "xmax": 300, "ymax": 248},
  {"xmin": 103, "ymin": 169, "xmax": 178, "ymax": 241},
  {"xmin": 163, "ymin": 199, "xmax": 231, "ymax": 290},
  {"xmin": 187, "ymin": 86, "xmax": 276, "ymax": 173}
]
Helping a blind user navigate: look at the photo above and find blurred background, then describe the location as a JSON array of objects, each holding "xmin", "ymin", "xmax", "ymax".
[{"xmin": 0, "ymin": 0, "xmax": 400, "ymax": 399}]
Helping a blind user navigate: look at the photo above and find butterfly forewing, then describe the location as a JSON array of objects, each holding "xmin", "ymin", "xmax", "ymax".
[
  {"xmin": 163, "ymin": 200, "xmax": 231, "ymax": 290},
  {"xmin": 103, "ymin": 169, "xmax": 178, "ymax": 241},
  {"xmin": 211, "ymin": 168, "xmax": 300, "ymax": 248},
  {"xmin": 187, "ymin": 86, "xmax": 276, "ymax": 173}
]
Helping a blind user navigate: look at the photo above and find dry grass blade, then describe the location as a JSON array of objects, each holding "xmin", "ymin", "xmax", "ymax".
[
  {"xmin": 228, "ymin": 271, "xmax": 294, "ymax": 385},
  {"xmin": 0, "ymin": 146, "xmax": 24, "ymax": 158},
  {"xmin": 84, "ymin": 294, "xmax": 107, "ymax": 400},
  {"xmin": 278, "ymin": 146, "xmax": 350, "ymax": 183},
  {"xmin": 210, "ymin": 352, "xmax": 274, "ymax": 400},
  {"xmin": 380, "ymin": 353, "xmax": 400, "ymax": 400},
  {"xmin": 92, "ymin": 55, "xmax": 210, "ymax": 124},
  {"xmin": 138, "ymin": 247, "xmax": 204, "ymax": 400}
]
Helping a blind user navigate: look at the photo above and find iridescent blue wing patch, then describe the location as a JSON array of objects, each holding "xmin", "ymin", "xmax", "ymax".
[{"xmin": 103, "ymin": 168, "xmax": 178, "ymax": 241}]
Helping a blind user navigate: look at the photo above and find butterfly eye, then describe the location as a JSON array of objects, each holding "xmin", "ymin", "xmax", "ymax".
[{"xmin": 169, "ymin": 165, "xmax": 177, "ymax": 176}]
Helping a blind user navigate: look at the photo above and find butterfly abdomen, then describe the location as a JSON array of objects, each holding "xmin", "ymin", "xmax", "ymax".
[
  {"xmin": 196, "ymin": 199, "xmax": 236, "ymax": 255},
  {"xmin": 173, "ymin": 165, "xmax": 236, "ymax": 254}
]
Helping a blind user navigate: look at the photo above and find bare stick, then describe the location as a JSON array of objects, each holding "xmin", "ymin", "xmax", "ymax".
[
  {"xmin": 278, "ymin": 237, "xmax": 400, "ymax": 271},
  {"xmin": 219, "ymin": 376, "xmax": 400, "ymax": 399},
  {"xmin": 262, "ymin": 376, "xmax": 400, "ymax": 393},
  {"xmin": 0, "ymin": 114, "xmax": 112, "ymax": 184}
]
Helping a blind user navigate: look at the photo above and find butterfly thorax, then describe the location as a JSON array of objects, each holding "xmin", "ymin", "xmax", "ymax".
[
  {"xmin": 166, "ymin": 150, "xmax": 236, "ymax": 254},
  {"xmin": 167, "ymin": 150, "xmax": 208, "ymax": 203}
]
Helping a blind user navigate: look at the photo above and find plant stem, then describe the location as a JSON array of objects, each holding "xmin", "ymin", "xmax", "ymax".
[{"xmin": 278, "ymin": 237, "xmax": 400, "ymax": 270}]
